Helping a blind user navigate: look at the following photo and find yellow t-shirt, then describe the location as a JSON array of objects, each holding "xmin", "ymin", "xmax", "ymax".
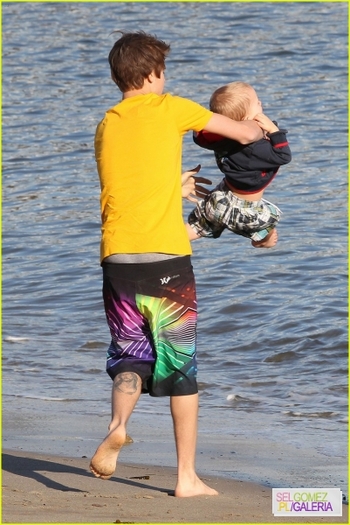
[{"xmin": 95, "ymin": 93, "xmax": 212, "ymax": 262}]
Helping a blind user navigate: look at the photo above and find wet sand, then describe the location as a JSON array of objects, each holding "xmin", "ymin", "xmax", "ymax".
[{"xmin": 2, "ymin": 449, "xmax": 348, "ymax": 523}]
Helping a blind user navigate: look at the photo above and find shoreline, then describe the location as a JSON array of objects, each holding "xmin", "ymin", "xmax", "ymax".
[
  {"xmin": 2, "ymin": 448, "xmax": 348, "ymax": 524},
  {"xmin": 2, "ymin": 399, "xmax": 348, "ymax": 496},
  {"xmin": 2, "ymin": 406, "xmax": 347, "ymax": 494}
]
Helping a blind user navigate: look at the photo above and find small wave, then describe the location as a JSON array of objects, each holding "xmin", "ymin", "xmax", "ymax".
[
  {"xmin": 5, "ymin": 393, "xmax": 75, "ymax": 402},
  {"xmin": 264, "ymin": 351, "xmax": 298, "ymax": 363},
  {"xmin": 283, "ymin": 410, "xmax": 338, "ymax": 419},
  {"xmin": 227, "ymin": 394, "xmax": 243, "ymax": 401},
  {"xmin": 78, "ymin": 341, "xmax": 106, "ymax": 351},
  {"xmin": 4, "ymin": 336, "xmax": 30, "ymax": 343},
  {"xmin": 226, "ymin": 394, "xmax": 260, "ymax": 405}
]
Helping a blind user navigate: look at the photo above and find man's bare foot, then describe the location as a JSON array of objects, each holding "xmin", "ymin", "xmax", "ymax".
[
  {"xmin": 252, "ymin": 228, "xmax": 278, "ymax": 248},
  {"xmin": 175, "ymin": 473, "xmax": 219, "ymax": 497},
  {"xmin": 89, "ymin": 426, "xmax": 125, "ymax": 480}
]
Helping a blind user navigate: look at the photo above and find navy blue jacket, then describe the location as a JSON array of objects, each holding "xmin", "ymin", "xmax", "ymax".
[{"xmin": 193, "ymin": 124, "xmax": 292, "ymax": 194}]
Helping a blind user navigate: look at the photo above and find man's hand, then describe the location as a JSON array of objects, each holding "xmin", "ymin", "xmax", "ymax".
[{"xmin": 181, "ymin": 164, "xmax": 212, "ymax": 203}]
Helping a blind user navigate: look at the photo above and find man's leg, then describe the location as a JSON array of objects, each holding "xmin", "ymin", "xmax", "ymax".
[
  {"xmin": 170, "ymin": 393, "xmax": 218, "ymax": 497},
  {"xmin": 90, "ymin": 372, "xmax": 142, "ymax": 479}
]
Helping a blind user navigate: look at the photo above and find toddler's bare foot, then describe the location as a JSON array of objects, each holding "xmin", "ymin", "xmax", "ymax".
[
  {"xmin": 89, "ymin": 426, "xmax": 125, "ymax": 480},
  {"xmin": 175, "ymin": 473, "xmax": 219, "ymax": 497},
  {"xmin": 252, "ymin": 228, "xmax": 278, "ymax": 248}
]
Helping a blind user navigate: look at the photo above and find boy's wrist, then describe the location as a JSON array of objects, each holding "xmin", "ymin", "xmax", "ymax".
[
  {"xmin": 267, "ymin": 120, "xmax": 280, "ymax": 133},
  {"xmin": 267, "ymin": 128, "xmax": 288, "ymax": 143}
]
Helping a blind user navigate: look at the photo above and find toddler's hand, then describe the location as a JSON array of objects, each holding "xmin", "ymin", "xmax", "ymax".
[{"xmin": 253, "ymin": 113, "xmax": 279, "ymax": 134}]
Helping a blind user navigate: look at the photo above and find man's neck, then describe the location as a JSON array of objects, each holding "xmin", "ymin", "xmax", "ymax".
[
  {"xmin": 122, "ymin": 73, "xmax": 163, "ymax": 99},
  {"xmin": 123, "ymin": 87, "xmax": 150, "ymax": 99}
]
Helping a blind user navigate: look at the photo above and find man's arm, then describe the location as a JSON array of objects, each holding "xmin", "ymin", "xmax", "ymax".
[{"xmin": 203, "ymin": 113, "xmax": 263, "ymax": 145}]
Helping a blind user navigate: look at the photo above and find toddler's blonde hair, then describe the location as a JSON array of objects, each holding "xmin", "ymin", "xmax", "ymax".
[{"xmin": 209, "ymin": 81, "xmax": 253, "ymax": 121}]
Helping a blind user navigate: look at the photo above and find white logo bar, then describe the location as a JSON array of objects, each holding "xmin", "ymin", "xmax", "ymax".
[{"xmin": 272, "ymin": 488, "xmax": 343, "ymax": 516}]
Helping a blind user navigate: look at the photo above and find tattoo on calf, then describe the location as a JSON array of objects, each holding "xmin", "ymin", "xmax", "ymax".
[{"xmin": 114, "ymin": 372, "xmax": 139, "ymax": 394}]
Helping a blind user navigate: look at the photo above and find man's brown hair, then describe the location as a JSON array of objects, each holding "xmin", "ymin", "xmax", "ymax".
[
  {"xmin": 108, "ymin": 31, "xmax": 170, "ymax": 92},
  {"xmin": 210, "ymin": 81, "xmax": 253, "ymax": 121}
]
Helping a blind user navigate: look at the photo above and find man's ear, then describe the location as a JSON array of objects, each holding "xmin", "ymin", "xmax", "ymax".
[{"xmin": 147, "ymin": 70, "xmax": 156, "ymax": 83}]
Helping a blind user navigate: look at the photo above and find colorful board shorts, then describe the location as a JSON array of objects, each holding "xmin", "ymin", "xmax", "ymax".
[
  {"xmin": 102, "ymin": 256, "xmax": 198, "ymax": 397},
  {"xmin": 188, "ymin": 179, "xmax": 281, "ymax": 241}
]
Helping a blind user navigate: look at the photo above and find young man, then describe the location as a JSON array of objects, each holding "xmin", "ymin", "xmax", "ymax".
[{"xmin": 90, "ymin": 31, "xmax": 263, "ymax": 497}]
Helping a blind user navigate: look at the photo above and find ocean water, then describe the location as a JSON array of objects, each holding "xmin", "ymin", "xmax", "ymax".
[{"xmin": 2, "ymin": 1, "xmax": 348, "ymax": 496}]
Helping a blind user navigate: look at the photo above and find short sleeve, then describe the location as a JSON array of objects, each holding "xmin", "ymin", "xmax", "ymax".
[{"xmin": 167, "ymin": 95, "xmax": 213, "ymax": 134}]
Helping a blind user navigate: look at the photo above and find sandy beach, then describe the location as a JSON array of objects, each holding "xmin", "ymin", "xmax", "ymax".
[{"xmin": 2, "ymin": 449, "xmax": 347, "ymax": 524}]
